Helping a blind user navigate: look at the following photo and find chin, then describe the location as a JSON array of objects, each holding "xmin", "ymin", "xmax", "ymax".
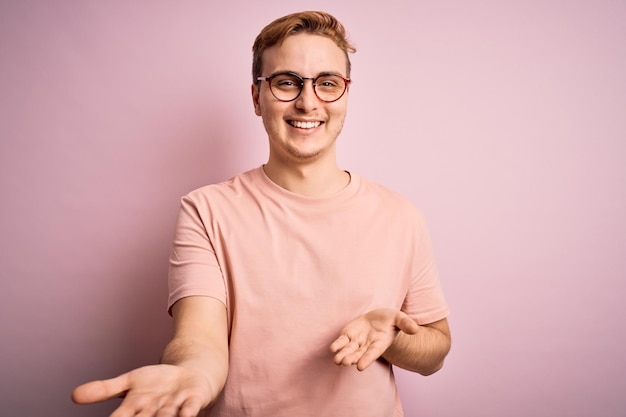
[{"xmin": 286, "ymin": 147, "xmax": 323, "ymax": 161}]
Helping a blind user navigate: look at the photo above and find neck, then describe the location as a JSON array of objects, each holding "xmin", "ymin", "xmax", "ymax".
[{"xmin": 263, "ymin": 159, "xmax": 350, "ymax": 197}]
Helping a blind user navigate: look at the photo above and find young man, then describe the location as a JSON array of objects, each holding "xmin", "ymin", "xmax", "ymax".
[{"xmin": 72, "ymin": 11, "xmax": 451, "ymax": 417}]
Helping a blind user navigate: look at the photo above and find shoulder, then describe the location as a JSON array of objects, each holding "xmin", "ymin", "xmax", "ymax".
[
  {"xmin": 182, "ymin": 168, "xmax": 261, "ymax": 206},
  {"xmin": 356, "ymin": 175, "xmax": 423, "ymax": 216}
]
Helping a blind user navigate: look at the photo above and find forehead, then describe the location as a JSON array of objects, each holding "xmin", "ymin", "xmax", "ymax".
[{"xmin": 261, "ymin": 33, "xmax": 348, "ymax": 76}]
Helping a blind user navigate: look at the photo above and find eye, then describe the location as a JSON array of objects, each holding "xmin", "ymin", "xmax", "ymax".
[
  {"xmin": 316, "ymin": 76, "xmax": 343, "ymax": 90},
  {"xmin": 276, "ymin": 79, "xmax": 296, "ymax": 87},
  {"xmin": 319, "ymin": 80, "xmax": 338, "ymax": 87},
  {"xmin": 272, "ymin": 75, "xmax": 301, "ymax": 89}
]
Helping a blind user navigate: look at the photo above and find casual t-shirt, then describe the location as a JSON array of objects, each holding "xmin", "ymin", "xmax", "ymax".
[{"xmin": 168, "ymin": 166, "xmax": 449, "ymax": 417}]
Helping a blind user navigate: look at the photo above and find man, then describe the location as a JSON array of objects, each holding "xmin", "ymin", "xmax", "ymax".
[{"xmin": 72, "ymin": 11, "xmax": 451, "ymax": 417}]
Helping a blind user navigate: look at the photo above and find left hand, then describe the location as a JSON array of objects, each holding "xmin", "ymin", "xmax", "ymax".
[{"xmin": 329, "ymin": 308, "xmax": 420, "ymax": 371}]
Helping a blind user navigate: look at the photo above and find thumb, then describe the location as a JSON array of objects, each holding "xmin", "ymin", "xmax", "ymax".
[
  {"xmin": 72, "ymin": 374, "xmax": 130, "ymax": 404},
  {"xmin": 395, "ymin": 312, "xmax": 420, "ymax": 335}
]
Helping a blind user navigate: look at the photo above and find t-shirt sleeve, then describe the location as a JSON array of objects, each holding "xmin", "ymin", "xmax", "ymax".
[
  {"xmin": 402, "ymin": 211, "xmax": 450, "ymax": 324},
  {"xmin": 167, "ymin": 193, "xmax": 227, "ymax": 314}
]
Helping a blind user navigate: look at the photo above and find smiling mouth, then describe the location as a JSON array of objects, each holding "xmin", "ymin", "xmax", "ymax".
[{"xmin": 288, "ymin": 120, "xmax": 322, "ymax": 129}]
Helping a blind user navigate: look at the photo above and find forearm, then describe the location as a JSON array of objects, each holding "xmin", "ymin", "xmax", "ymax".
[
  {"xmin": 382, "ymin": 318, "xmax": 451, "ymax": 375},
  {"xmin": 161, "ymin": 296, "xmax": 230, "ymax": 398},
  {"xmin": 160, "ymin": 336, "xmax": 229, "ymax": 394}
]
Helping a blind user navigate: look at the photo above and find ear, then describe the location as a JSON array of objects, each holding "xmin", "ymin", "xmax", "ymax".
[{"xmin": 251, "ymin": 83, "xmax": 262, "ymax": 116}]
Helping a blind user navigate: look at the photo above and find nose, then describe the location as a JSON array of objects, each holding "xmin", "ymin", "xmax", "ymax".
[{"xmin": 294, "ymin": 79, "xmax": 318, "ymax": 112}]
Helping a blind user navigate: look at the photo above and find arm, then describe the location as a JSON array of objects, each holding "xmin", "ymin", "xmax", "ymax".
[
  {"xmin": 72, "ymin": 296, "xmax": 229, "ymax": 417},
  {"xmin": 162, "ymin": 296, "xmax": 229, "ymax": 394},
  {"xmin": 382, "ymin": 317, "xmax": 450, "ymax": 375},
  {"xmin": 330, "ymin": 309, "xmax": 451, "ymax": 376}
]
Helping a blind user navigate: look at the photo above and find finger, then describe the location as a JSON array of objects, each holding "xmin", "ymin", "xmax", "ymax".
[
  {"xmin": 132, "ymin": 402, "xmax": 160, "ymax": 417},
  {"xmin": 152, "ymin": 390, "xmax": 204, "ymax": 417},
  {"xmin": 154, "ymin": 400, "xmax": 181, "ymax": 417},
  {"xmin": 178, "ymin": 397, "xmax": 204, "ymax": 417},
  {"xmin": 356, "ymin": 345, "xmax": 386, "ymax": 371},
  {"xmin": 395, "ymin": 313, "xmax": 420, "ymax": 335},
  {"xmin": 329, "ymin": 334, "xmax": 350, "ymax": 353},
  {"xmin": 110, "ymin": 404, "xmax": 137, "ymax": 417},
  {"xmin": 111, "ymin": 391, "xmax": 162, "ymax": 417},
  {"xmin": 110, "ymin": 398, "xmax": 142, "ymax": 417},
  {"xmin": 334, "ymin": 342, "xmax": 365, "ymax": 366},
  {"xmin": 72, "ymin": 374, "xmax": 131, "ymax": 404}
]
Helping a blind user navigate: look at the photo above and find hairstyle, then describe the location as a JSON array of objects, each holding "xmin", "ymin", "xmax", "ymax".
[{"xmin": 252, "ymin": 11, "xmax": 357, "ymax": 83}]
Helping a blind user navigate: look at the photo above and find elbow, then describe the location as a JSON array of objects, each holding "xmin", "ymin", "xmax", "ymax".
[
  {"xmin": 417, "ymin": 340, "xmax": 451, "ymax": 376},
  {"xmin": 417, "ymin": 358, "xmax": 445, "ymax": 376},
  {"xmin": 419, "ymin": 330, "xmax": 451, "ymax": 376}
]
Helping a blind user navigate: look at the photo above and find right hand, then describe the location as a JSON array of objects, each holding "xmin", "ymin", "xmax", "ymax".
[{"xmin": 72, "ymin": 363, "xmax": 215, "ymax": 417}]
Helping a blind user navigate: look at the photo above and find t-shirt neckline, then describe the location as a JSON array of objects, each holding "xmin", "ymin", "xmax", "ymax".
[{"xmin": 254, "ymin": 165, "xmax": 360, "ymax": 206}]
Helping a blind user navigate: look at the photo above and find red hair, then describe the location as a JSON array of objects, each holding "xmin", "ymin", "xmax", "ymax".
[{"xmin": 252, "ymin": 11, "xmax": 357, "ymax": 82}]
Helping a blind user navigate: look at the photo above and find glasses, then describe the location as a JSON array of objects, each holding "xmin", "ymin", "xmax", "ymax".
[{"xmin": 257, "ymin": 72, "xmax": 351, "ymax": 103}]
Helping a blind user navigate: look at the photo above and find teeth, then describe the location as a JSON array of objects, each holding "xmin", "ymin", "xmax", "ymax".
[{"xmin": 290, "ymin": 120, "xmax": 321, "ymax": 129}]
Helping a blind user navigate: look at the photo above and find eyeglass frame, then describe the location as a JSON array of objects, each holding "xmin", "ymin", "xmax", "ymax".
[{"xmin": 256, "ymin": 71, "xmax": 351, "ymax": 103}]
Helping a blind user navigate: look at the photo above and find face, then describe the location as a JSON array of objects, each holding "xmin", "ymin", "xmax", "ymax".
[{"xmin": 252, "ymin": 34, "xmax": 350, "ymax": 166}]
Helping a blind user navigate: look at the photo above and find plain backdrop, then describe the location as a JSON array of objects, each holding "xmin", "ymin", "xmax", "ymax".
[{"xmin": 1, "ymin": 1, "xmax": 625, "ymax": 416}]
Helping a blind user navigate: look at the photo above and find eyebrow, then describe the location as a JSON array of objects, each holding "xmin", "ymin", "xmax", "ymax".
[{"xmin": 268, "ymin": 70, "xmax": 347, "ymax": 78}]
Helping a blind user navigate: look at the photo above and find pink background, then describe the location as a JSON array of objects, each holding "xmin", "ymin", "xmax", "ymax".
[{"xmin": 1, "ymin": 1, "xmax": 625, "ymax": 416}]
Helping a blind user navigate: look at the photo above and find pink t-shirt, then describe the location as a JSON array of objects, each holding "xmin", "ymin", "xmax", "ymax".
[{"xmin": 168, "ymin": 167, "xmax": 449, "ymax": 417}]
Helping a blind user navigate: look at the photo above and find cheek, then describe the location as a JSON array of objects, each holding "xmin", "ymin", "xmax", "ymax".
[
  {"xmin": 260, "ymin": 108, "xmax": 286, "ymax": 134},
  {"xmin": 259, "ymin": 100, "xmax": 288, "ymax": 122},
  {"xmin": 329, "ymin": 105, "xmax": 348, "ymax": 124}
]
